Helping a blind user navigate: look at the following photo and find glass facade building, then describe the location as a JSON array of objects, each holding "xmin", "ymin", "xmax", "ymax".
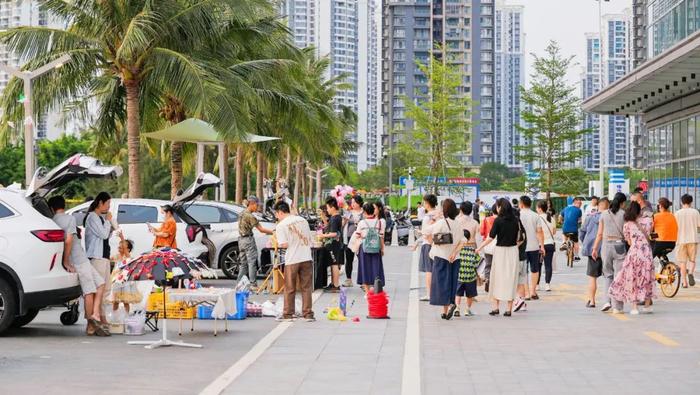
[
  {"xmin": 648, "ymin": 0, "xmax": 700, "ymax": 56},
  {"xmin": 647, "ymin": 113, "xmax": 700, "ymax": 205}
]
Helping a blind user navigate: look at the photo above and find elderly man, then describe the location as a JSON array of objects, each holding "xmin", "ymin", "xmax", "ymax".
[{"xmin": 237, "ymin": 196, "xmax": 274, "ymax": 288}]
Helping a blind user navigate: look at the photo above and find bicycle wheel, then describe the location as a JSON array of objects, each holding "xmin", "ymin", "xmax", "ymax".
[
  {"xmin": 660, "ymin": 263, "xmax": 681, "ymax": 298},
  {"xmin": 567, "ymin": 242, "xmax": 574, "ymax": 268}
]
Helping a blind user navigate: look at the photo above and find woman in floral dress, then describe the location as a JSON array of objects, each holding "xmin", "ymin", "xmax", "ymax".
[{"xmin": 609, "ymin": 201, "xmax": 657, "ymax": 315}]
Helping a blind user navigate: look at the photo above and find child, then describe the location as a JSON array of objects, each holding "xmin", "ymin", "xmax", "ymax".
[
  {"xmin": 111, "ymin": 235, "xmax": 134, "ymax": 313},
  {"xmin": 455, "ymin": 229, "xmax": 479, "ymax": 317},
  {"xmin": 352, "ymin": 203, "xmax": 386, "ymax": 293}
]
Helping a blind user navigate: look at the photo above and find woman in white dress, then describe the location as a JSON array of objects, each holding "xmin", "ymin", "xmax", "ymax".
[{"xmin": 476, "ymin": 198, "xmax": 523, "ymax": 317}]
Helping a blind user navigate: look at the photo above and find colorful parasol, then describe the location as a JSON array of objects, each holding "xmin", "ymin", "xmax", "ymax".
[{"xmin": 114, "ymin": 247, "xmax": 216, "ymax": 285}]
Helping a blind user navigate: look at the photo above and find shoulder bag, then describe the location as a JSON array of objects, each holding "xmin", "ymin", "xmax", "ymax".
[
  {"xmin": 607, "ymin": 210, "xmax": 630, "ymax": 253},
  {"xmin": 433, "ymin": 219, "xmax": 454, "ymax": 245},
  {"xmin": 539, "ymin": 216, "xmax": 557, "ymax": 250}
]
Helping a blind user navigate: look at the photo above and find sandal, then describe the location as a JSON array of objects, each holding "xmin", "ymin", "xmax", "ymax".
[{"xmin": 88, "ymin": 318, "xmax": 110, "ymax": 337}]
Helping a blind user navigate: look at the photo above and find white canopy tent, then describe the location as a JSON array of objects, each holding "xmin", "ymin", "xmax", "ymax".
[{"xmin": 144, "ymin": 118, "xmax": 280, "ymax": 201}]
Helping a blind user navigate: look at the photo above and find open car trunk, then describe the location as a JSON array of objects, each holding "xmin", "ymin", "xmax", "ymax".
[
  {"xmin": 172, "ymin": 173, "xmax": 221, "ymax": 265},
  {"xmin": 26, "ymin": 154, "xmax": 122, "ymax": 218}
]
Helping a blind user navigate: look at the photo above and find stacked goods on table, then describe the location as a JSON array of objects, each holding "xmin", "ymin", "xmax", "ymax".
[
  {"xmin": 246, "ymin": 302, "xmax": 262, "ymax": 317},
  {"xmin": 146, "ymin": 292, "xmax": 196, "ymax": 319}
]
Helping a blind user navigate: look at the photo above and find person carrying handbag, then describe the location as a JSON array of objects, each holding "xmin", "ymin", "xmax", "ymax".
[
  {"xmin": 592, "ymin": 192, "xmax": 628, "ymax": 313},
  {"xmin": 424, "ymin": 199, "xmax": 466, "ymax": 320}
]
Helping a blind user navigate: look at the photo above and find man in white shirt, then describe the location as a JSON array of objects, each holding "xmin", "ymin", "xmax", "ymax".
[
  {"xmin": 274, "ymin": 201, "xmax": 315, "ymax": 322},
  {"xmin": 519, "ymin": 196, "xmax": 542, "ymax": 299},
  {"xmin": 675, "ymin": 194, "xmax": 700, "ymax": 287},
  {"xmin": 416, "ymin": 202, "xmax": 426, "ymax": 221},
  {"xmin": 584, "ymin": 196, "xmax": 599, "ymax": 219}
]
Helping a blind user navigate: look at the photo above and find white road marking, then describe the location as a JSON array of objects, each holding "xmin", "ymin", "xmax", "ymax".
[
  {"xmin": 199, "ymin": 290, "xmax": 323, "ymax": 395},
  {"xmin": 401, "ymin": 249, "xmax": 421, "ymax": 395}
]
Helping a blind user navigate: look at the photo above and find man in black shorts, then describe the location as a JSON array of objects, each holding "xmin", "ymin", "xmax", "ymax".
[{"xmin": 319, "ymin": 197, "xmax": 344, "ymax": 292}]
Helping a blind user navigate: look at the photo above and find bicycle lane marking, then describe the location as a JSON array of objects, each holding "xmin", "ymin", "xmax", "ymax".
[
  {"xmin": 401, "ymin": 248, "xmax": 421, "ymax": 395},
  {"xmin": 199, "ymin": 290, "xmax": 324, "ymax": 395},
  {"xmin": 644, "ymin": 331, "xmax": 679, "ymax": 347}
]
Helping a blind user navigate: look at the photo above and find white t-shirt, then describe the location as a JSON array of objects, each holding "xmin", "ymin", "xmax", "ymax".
[
  {"xmin": 275, "ymin": 215, "xmax": 313, "ymax": 265},
  {"xmin": 356, "ymin": 218, "xmax": 386, "ymax": 238},
  {"xmin": 420, "ymin": 209, "xmax": 439, "ymax": 242},
  {"xmin": 519, "ymin": 208, "xmax": 540, "ymax": 252},
  {"xmin": 537, "ymin": 213, "xmax": 556, "ymax": 246},
  {"xmin": 417, "ymin": 206, "xmax": 426, "ymax": 221},
  {"xmin": 675, "ymin": 208, "xmax": 700, "ymax": 245},
  {"xmin": 455, "ymin": 213, "xmax": 479, "ymax": 244},
  {"xmin": 425, "ymin": 218, "xmax": 466, "ymax": 261}
]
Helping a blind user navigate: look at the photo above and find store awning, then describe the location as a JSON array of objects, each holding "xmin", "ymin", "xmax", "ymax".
[
  {"xmin": 582, "ymin": 30, "xmax": 700, "ymax": 116},
  {"xmin": 143, "ymin": 118, "xmax": 280, "ymax": 144}
]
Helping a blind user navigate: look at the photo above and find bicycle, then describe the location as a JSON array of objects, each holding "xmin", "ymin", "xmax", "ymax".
[
  {"xmin": 560, "ymin": 233, "xmax": 576, "ymax": 268},
  {"xmin": 653, "ymin": 245, "xmax": 681, "ymax": 298}
]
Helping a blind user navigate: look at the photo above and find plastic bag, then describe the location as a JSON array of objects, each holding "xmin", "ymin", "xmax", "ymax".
[
  {"xmin": 327, "ymin": 307, "xmax": 347, "ymax": 321},
  {"xmin": 261, "ymin": 300, "xmax": 277, "ymax": 317},
  {"xmin": 124, "ymin": 311, "xmax": 146, "ymax": 335},
  {"xmin": 235, "ymin": 276, "xmax": 251, "ymax": 292}
]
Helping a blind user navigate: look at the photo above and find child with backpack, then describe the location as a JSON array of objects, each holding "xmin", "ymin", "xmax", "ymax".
[{"xmin": 351, "ymin": 202, "xmax": 386, "ymax": 292}]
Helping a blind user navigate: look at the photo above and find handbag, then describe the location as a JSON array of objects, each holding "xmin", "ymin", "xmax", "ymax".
[
  {"xmin": 433, "ymin": 219, "xmax": 454, "ymax": 245},
  {"xmin": 539, "ymin": 216, "xmax": 557, "ymax": 250},
  {"xmin": 608, "ymin": 210, "xmax": 630, "ymax": 252}
]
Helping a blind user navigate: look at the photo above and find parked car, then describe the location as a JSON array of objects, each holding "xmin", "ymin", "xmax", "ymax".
[
  {"xmin": 184, "ymin": 201, "xmax": 274, "ymax": 279},
  {"xmin": 0, "ymin": 154, "xmax": 121, "ymax": 333},
  {"xmin": 67, "ymin": 173, "xmax": 220, "ymax": 266}
]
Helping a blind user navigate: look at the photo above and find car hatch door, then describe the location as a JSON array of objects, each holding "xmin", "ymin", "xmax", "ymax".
[{"xmin": 26, "ymin": 153, "xmax": 123, "ymax": 198}]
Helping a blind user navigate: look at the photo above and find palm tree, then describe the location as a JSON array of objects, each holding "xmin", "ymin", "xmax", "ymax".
[{"xmin": 0, "ymin": 0, "xmax": 271, "ymax": 197}]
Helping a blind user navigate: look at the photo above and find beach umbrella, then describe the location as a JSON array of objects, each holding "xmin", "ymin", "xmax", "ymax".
[{"xmin": 123, "ymin": 248, "xmax": 216, "ymax": 350}]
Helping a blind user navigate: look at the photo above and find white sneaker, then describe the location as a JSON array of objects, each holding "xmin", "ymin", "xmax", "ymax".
[
  {"xmin": 601, "ymin": 303, "xmax": 612, "ymax": 312},
  {"xmin": 641, "ymin": 306, "xmax": 654, "ymax": 314},
  {"xmin": 535, "ymin": 285, "xmax": 540, "ymax": 291},
  {"xmin": 343, "ymin": 279, "xmax": 353, "ymax": 287},
  {"xmin": 419, "ymin": 295, "xmax": 429, "ymax": 302},
  {"xmin": 545, "ymin": 284, "xmax": 552, "ymax": 292},
  {"xmin": 612, "ymin": 308, "xmax": 623, "ymax": 314},
  {"xmin": 630, "ymin": 309, "xmax": 639, "ymax": 315},
  {"xmin": 275, "ymin": 317, "xmax": 296, "ymax": 322}
]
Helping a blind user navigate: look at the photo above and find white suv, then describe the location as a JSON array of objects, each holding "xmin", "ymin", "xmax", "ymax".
[
  {"xmin": 0, "ymin": 154, "xmax": 121, "ymax": 334},
  {"xmin": 67, "ymin": 173, "xmax": 220, "ymax": 264},
  {"xmin": 184, "ymin": 201, "xmax": 274, "ymax": 279}
]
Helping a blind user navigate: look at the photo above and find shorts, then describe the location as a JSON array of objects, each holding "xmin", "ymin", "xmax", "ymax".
[
  {"xmin": 526, "ymin": 250, "xmax": 541, "ymax": 273},
  {"xmin": 76, "ymin": 262, "xmax": 105, "ymax": 295},
  {"xmin": 676, "ymin": 243, "xmax": 697, "ymax": 263},
  {"xmin": 564, "ymin": 232, "xmax": 579, "ymax": 243},
  {"xmin": 586, "ymin": 257, "xmax": 602, "ymax": 277},
  {"xmin": 456, "ymin": 280, "xmax": 477, "ymax": 298},
  {"xmin": 517, "ymin": 260, "xmax": 528, "ymax": 285},
  {"xmin": 652, "ymin": 241, "xmax": 676, "ymax": 258},
  {"xmin": 90, "ymin": 258, "xmax": 112, "ymax": 296}
]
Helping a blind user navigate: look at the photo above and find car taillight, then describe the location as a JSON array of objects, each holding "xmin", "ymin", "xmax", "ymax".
[
  {"xmin": 186, "ymin": 225, "xmax": 202, "ymax": 242},
  {"xmin": 31, "ymin": 230, "xmax": 65, "ymax": 242}
]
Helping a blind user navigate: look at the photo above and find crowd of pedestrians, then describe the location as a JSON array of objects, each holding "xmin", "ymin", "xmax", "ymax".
[{"xmin": 415, "ymin": 189, "xmax": 700, "ymax": 320}]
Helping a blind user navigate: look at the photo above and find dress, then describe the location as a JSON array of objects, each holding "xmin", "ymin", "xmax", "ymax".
[
  {"xmin": 355, "ymin": 218, "xmax": 386, "ymax": 285},
  {"xmin": 608, "ymin": 217, "xmax": 657, "ymax": 303}
]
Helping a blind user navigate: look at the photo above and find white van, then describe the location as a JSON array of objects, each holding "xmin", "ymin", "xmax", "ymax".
[{"xmin": 68, "ymin": 173, "xmax": 220, "ymax": 265}]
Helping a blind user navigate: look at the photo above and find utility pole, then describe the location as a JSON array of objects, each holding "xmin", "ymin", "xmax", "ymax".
[{"xmin": 0, "ymin": 54, "xmax": 71, "ymax": 187}]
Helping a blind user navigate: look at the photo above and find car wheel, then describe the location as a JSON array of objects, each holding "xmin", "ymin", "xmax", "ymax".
[
  {"xmin": 220, "ymin": 244, "xmax": 241, "ymax": 280},
  {"xmin": 11, "ymin": 308, "xmax": 39, "ymax": 328},
  {"xmin": 0, "ymin": 277, "xmax": 17, "ymax": 334}
]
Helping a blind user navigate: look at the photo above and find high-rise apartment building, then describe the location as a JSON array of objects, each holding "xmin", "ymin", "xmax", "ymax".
[
  {"xmin": 280, "ymin": 0, "xmax": 381, "ymax": 171},
  {"xmin": 581, "ymin": 10, "xmax": 639, "ymax": 170},
  {"xmin": 0, "ymin": 0, "xmax": 68, "ymax": 141},
  {"xmin": 494, "ymin": 1, "xmax": 524, "ymax": 169},
  {"xmin": 382, "ymin": 0, "xmax": 495, "ymax": 167}
]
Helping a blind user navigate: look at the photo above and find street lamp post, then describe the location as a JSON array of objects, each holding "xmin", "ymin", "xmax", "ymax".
[
  {"xmin": 595, "ymin": 0, "xmax": 609, "ymax": 197},
  {"xmin": 0, "ymin": 54, "xmax": 71, "ymax": 187}
]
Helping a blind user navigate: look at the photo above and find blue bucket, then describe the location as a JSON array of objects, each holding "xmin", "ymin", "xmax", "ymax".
[{"xmin": 228, "ymin": 291, "xmax": 248, "ymax": 320}]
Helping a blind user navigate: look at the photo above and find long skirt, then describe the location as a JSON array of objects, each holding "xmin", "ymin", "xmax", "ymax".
[
  {"xmin": 430, "ymin": 256, "xmax": 459, "ymax": 306},
  {"xmin": 419, "ymin": 243, "xmax": 433, "ymax": 273},
  {"xmin": 488, "ymin": 245, "xmax": 519, "ymax": 302},
  {"xmin": 357, "ymin": 246, "xmax": 385, "ymax": 286}
]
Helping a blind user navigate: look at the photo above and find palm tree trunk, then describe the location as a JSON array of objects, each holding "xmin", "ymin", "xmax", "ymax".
[
  {"xmin": 285, "ymin": 146, "xmax": 292, "ymax": 181},
  {"xmin": 221, "ymin": 144, "xmax": 229, "ymax": 201},
  {"xmin": 125, "ymin": 80, "xmax": 142, "ymax": 198},
  {"xmin": 235, "ymin": 145, "xmax": 244, "ymax": 203},
  {"xmin": 276, "ymin": 160, "xmax": 282, "ymax": 181},
  {"xmin": 246, "ymin": 170, "xmax": 252, "ymax": 197},
  {"xmin": 256, "ymin": 151, "xmax": 264, "ymax": 199},
  {"xmin": 301, "ymin": 162, "xmax": 308, "ymax": 209},
  {"xmin": 170, "ymin": 142, "xmax": 183, "ymax": 199},
  {"xmin": 293, "ymin": 153, "xmax": 302, "ymax": 206}
]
